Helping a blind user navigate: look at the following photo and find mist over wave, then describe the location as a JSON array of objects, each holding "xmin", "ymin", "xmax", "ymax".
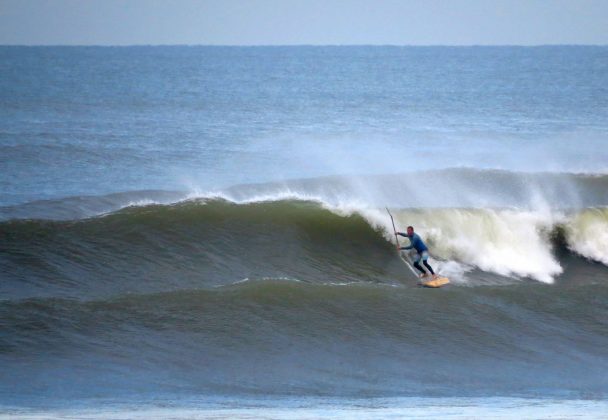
[{"xmin": 2, "ymin": 168, "xmax": 608, "ymax": 221}]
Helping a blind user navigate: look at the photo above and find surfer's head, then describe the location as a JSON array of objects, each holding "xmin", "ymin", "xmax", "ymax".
[{"xmin": 407, "ymin": 226, "xmax": 414, "ymax": 236}]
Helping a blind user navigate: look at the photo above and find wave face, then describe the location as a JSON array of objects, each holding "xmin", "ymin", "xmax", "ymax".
[
  {"xmin": 1, "ymin": 200, "xmax": 395, "ymax": 300},
  {"xmin": 2, "ymin": 196, "xmax": 608, "ymax": 402},
  {"xmin": 2, "ymin": 197, "xmax": 607, "ymax": 298}
]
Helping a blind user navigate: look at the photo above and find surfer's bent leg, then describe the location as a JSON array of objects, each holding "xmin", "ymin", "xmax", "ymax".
[
  {"xmin": 421, "ymin": 251, "xmax": 435, "ymax": 275},
  {"xmin": 413, "ymin": 254, "xmax": 427, "ymax": 274},
  {"xmin": 413, "ymin": 261, "xmax": 426, "ymax": 274}
]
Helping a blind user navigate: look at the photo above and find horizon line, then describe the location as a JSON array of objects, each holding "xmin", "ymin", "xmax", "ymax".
[{"xmin": 1, "ymin": 43, "xmax": 607, "ymax": 48}]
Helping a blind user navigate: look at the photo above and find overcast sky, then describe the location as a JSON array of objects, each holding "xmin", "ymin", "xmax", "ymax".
[{"xmin": 1, "ymin": 0, "xmax": 607, "ymax": 46}]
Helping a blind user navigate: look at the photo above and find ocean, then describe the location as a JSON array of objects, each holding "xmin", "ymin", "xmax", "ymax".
[{"xmin": 1, "ymin": 45, "xmax": 607, "ymax": 418}]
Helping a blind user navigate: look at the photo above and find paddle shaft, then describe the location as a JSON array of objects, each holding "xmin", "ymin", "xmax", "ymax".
[
  {"xmin": 385, "ymin": 207, "xmax": 400, "ymax": 248},
  {"xmin": 386, "ymin": 207, "xmax": 421, "ymax": 278}
]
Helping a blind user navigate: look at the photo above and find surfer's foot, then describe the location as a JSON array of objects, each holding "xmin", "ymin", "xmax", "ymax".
[
  {"xmin": 419, "ymin": 273, "xmax": 429, "ymax": 279},
  {"xmin": 432, "ymin": 274, "xmax": 439, "ymax": 279}
]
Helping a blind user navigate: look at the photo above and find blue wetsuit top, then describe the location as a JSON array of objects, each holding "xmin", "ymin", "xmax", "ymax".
[{"xmin": 397, "ymin": 232, "xmax": 428, "ymax": 253}]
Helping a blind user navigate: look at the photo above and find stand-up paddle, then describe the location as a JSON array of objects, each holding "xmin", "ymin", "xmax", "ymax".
[
  {"xmin": 386, "ymin": 207, "xmax": 400, "ymax": 249},
  {"xmin": 386, "ymin": 207, "xmax": 419, "ymax": 277}
]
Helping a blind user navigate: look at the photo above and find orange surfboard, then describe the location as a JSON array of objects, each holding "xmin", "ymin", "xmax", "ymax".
[{"xmin": 419, "ymin": 276, "xmax": 450, "ymax": 288}]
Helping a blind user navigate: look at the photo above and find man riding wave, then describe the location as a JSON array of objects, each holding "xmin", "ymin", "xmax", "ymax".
[{"xmin": 396, "ymin": 226, "xmax": 437, "ymax": 279}]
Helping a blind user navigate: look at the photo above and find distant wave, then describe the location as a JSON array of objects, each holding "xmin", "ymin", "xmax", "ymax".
[
  {"xmin": 2, "ymin": 168, "xmax": 608, "ymax": 221},
  {"xmin": 220, "ymin": 168, "xmax": 608, "ymax": 211}
]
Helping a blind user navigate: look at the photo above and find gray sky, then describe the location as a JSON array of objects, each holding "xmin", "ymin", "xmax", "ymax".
[{"xmin": 1, "ymin": 0, "xmax": 607, "ymax": 46}]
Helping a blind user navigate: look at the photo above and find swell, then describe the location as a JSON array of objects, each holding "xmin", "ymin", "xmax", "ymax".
[
  {"xmin": 2, "ymin": 280, "xmax": 608, "ymax": 398},
  {"xmin": 1, "ymin": 199, "xmax": 607, "ymax": 302},
  {"xmin": 0, "ymin": 199, "xmax": 396, "ymax": 300}
]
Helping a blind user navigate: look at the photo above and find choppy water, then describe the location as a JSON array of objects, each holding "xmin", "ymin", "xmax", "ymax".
[{"xmin": 1, "ymin": 46, "xmax": 607, "ymax": 415}]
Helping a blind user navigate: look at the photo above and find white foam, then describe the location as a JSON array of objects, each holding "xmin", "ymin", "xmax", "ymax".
[
  {"xmin": 8, "ymin": 397, "xmax": 608, "ymax": 419},
  {"xmin": 358, "ymin": 207, "xmax": 563, "ymax": 283},
  {"xmin": 564, "ymin": 207, "xmax": 608, "ymax": 265},
  {"xmin": 185, "ymin": 188, "xmax": 329, "ymax": 206},
  {"xmin": 122, "ymin": 199, "xmax": 161, "ymax": 208}
]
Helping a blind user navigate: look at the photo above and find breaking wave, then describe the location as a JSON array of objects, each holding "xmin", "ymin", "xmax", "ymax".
[{"xmin": 1, "ymin": 197, "xmax": 607, "ymax": 303}]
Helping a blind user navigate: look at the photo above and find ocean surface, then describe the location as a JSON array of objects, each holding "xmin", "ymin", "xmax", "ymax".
[{"xmin": 1, "ymin": 45, "xmax": 608, "ymax": 418}]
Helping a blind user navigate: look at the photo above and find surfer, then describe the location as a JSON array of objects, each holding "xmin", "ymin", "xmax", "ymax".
[{"xmin": 396, "ymin": 226, "xmax": 437, "ymax": 279}]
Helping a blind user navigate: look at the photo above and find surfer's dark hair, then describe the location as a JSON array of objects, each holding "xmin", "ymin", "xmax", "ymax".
[{"xmin": 407, "ymin": 226, "xmax": 414, "ymax": 230}]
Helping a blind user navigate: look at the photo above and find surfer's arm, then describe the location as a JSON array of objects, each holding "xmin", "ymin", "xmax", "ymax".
[
  {"xmin": 395, "ymin": 233, "xmax": 413, "ymax": 249},
  {"xmin": 395, "ymin": 232, "xmax": 414, "ymax": 249}
]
